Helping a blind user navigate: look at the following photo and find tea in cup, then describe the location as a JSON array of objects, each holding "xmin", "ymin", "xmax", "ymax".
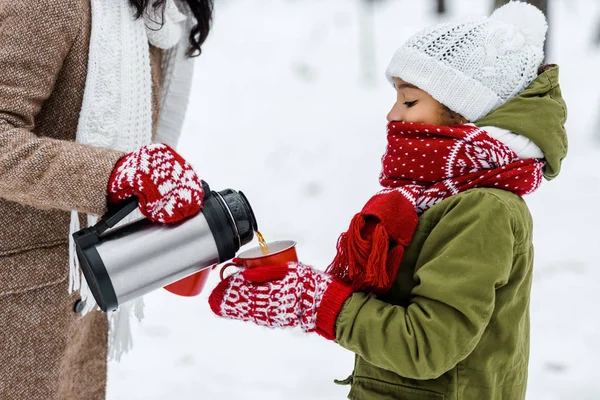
[{"xmin": 219, "ymin": 239, "xmax": 298, "ymax": 280}]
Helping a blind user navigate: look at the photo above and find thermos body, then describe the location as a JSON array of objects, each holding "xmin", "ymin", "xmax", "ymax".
[
  {"xmin": 93, "ymin": 213, "xmax": 219, "ymax": 307},
  {"xmin": 73, "ymin": 182, "xmax": 257, "ymax": 312}
]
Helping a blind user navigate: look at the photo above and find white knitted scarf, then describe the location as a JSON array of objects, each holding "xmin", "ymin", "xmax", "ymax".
[{"xmin": 68, "ymin": 0, "xmax": 195, "ymax": 361}]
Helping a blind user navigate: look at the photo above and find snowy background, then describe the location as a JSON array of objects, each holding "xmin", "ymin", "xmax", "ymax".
[{"xmin": 107, "ymin": 1, "xmax": 600, "ymax": 398}]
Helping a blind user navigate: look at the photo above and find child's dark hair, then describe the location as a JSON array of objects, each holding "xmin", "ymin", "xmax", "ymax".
[
  {"xmin": 440, "ymin": 105, "xmax": 468, "ymax": 124},
  {"xmin": 538, "ymin": 64, "xmax": 556, "ymax": 74}
]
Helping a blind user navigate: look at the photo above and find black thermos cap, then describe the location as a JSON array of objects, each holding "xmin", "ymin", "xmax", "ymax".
[{"xmin": 217, "ymin": 188, "xmax": 258, "ymax": 247}]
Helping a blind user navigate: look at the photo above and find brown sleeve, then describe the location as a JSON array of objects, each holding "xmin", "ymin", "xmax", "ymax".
[{"xmin": 0, "ymin": 0, "xmax": 125, "ymax": 215}]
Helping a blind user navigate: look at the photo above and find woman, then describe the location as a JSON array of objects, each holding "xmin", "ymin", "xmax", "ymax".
[{"xmin": 0, "ymin": 0, "xmax": 212, "ymax": 398}]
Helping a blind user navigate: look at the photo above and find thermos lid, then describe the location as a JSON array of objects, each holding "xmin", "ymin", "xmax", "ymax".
[
  {"xmin": 201, "ymin": 182, "xmax": 258, "ymax": 262},
  {"xmin": 217, "ymin": 188, "xmax": 257, "ymax": 246}
]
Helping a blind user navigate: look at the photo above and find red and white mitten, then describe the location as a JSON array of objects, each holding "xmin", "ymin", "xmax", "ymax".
[
  {"xmin": 208, "ymin": 263, "xmax": 354, "ymax": 340},
  {"xmin": 107, "ymin": 143, "xmax": 204, "ymax": 224}
]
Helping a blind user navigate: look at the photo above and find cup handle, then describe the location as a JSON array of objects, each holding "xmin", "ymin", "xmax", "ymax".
[{"xmin": 219, "ymin": 261, "xmax": 241, "ymax": 280}]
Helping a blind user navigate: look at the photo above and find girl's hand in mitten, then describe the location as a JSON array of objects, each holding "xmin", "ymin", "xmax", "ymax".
[{"xmin": 209, "ymin": 262, "xmax": 354, "ymax": 340}]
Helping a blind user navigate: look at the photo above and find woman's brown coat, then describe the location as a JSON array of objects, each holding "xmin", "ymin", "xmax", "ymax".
[{"xmin": 0, "ymin": 0, "xmax": 165, "ymax": 398}]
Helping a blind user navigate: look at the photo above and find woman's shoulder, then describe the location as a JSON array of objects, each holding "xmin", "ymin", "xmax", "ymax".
[{"xmin": 0, "ymin": 0, "xmax": 89, "ymax": 32}]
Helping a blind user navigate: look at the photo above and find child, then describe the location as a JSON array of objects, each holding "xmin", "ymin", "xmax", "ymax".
[{"xmin": 208, "ymin": 2, "xmax": 568, "ymax": 399}]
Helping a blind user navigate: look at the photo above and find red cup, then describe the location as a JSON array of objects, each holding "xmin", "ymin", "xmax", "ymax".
[
  {"xmin": 219, "ymin": 240, "xmax": 298, "ymax": 280},
  {"xmin": 163, "ymin": 268, "xmax": 212, "ymax": 297}
]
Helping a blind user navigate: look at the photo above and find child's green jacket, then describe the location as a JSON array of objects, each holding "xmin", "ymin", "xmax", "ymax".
[{"xmin": 334, "ymin": 66, "xmax": 568, "ymax": 400}]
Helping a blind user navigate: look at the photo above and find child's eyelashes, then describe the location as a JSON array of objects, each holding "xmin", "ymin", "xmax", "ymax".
[{"xmin": 404, "ymin": 100, "xmax": 418, "ymax": 108}]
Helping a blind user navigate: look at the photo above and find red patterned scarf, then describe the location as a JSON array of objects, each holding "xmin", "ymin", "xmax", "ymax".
[{"xmin": 326, "ymin": 122, "xmax": 544, "ymax": 294}]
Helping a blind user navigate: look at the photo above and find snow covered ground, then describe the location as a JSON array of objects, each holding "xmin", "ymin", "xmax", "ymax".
[{"xmin": 107, "ymin": 1, "xmax": 600, "ymax": 398}]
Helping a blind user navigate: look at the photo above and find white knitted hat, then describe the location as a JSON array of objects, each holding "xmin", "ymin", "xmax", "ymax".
[{"xmin": 385, "ymin": 1, "xmax": 548, "ymax": 121}]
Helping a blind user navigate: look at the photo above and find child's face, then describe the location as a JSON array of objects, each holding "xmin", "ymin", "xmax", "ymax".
[{"xmin": 387, "ymin": 78, "xmax": 467, "ymax": 126}]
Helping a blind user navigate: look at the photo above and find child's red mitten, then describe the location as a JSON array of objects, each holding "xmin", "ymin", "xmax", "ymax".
[
  {"xmin": 327, "ymin": 189, "xmax": 419, "ymax": 294},
  {"xmin": 107, "ymin": 143, "xmax": 204, "ymax": 223},
  {"xmin": 209, "ymin": 263, "xmax": 354, "ymax": 340}
]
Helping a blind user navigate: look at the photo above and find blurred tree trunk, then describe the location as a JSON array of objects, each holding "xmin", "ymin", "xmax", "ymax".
[
  {"xmin": 494, "ymin": 0, "xmax": 508, "ymax": 9},
  {"xmin": 358, "ymin": 0, "xmax": 377, "ymax": 84},
  {"xmin": 494, "ymin": 0, "xmax": 547, "ymax": 16},
  {"xmin": 493, "ymin": 0, "xmax": 549, "ymax": 61},
  {"xmin": 526, "ymin": 0, "xmax": 547, "ymax": 15},
  {"xmin": 436, "ymin": 0, "xmax": 446, "ymax": 14}
]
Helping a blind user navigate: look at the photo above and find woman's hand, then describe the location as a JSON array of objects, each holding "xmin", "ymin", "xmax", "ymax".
[
  {"xmin": 107, "ymin": 143, "xmax": 204, "ymax": 223},
  {"xmin": 209, "ymin": 262, "xmax": 354, "ymax": 340}
]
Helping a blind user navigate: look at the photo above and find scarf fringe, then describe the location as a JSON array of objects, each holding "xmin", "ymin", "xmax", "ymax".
[
  {"xmin": 107, "ymin": 298, "xmax": 145, "ymax": 362},
  {"xmin": 326, "ymin": 213, "xmax": 401, "ymax": 294},
  {"xmin": 108, "ymin": 302, "xmax": 134, "ymax": 362}
]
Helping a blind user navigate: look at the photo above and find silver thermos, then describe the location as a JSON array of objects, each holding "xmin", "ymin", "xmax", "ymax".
[{"xmin": 72, "ymin": 181, "xmax": 257, "ymax": 312}]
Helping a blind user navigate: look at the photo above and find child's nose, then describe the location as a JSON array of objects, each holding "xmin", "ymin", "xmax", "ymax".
[{"xmin": 387, "ymin": 102, "xmax": 403, "ymax": 123}]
